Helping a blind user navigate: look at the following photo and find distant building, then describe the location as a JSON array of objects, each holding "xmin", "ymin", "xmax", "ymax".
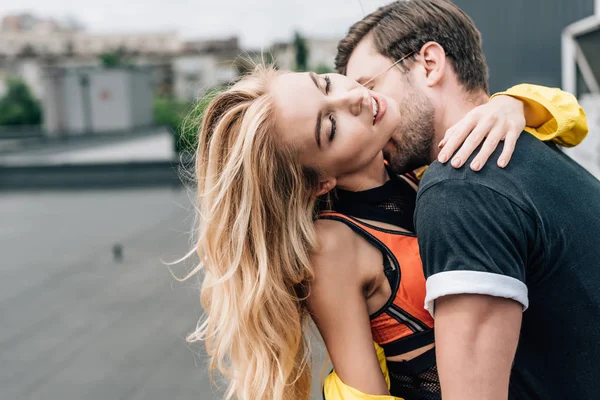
[
  {"xmin": 0, "ymin": 57, "xmax": 46, "ymax": 98},
  {"xmin": 0, "ymin": 13, "xmax": 69, "ymax": 33},
  {"xmin": 0, "ymin": 15, "xmax": 343, "ymax": 103},
  {"xmin": 0, "ymin": 30, "xmax": 182, "ymax": 58},
  {"xmin": 172, "ymin": 36, "xmax": 339, "ymax": 100},
  {"xmin": 172, "ymin": 54, "xmax": 237, "ymax": 100},
  {"xmin": 0, "ymin": 12, "xmax": 181, "ymax": 58},
  {"xmin": 270, "ymin": 41, "xmax": 295, "ymax": 70},
  {"xmin": 43, "ymin": 66, "xmax": 153, "ymax": 136},
  {"xmin": 306, "ymin": 38, "xmax": 339, "ymax": 71},
  {"xmin": 270, "ymin": 37, "xmax": 339, "ymax": 72},
  {"xmin": 0, "ymin": 21, "xmax": 239, "ymax": 101},
  {"xmin": 173, "ymin": 37, "xmax": 241, "ymax": 100},
  {"xmin": 452, "ymin": 0, "xmax": 599, "ymax": 176},
  {"xmin": 182, "ymin": 37, "xmax": 240, "ymax": 57}
]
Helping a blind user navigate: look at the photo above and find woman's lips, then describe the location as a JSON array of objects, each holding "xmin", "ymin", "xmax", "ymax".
[{"xmin": 371, "ymin": 92, "xmax": 387, "ymax": 125}]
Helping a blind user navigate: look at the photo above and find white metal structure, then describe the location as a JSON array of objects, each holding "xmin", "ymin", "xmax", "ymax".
[
  {"xmin": 562, "ymin": 0, "xmax": 600, "ymax": 178},
  {"xmin": 562, "ymin": 0, "xmax": 600, "ymax": 95}
]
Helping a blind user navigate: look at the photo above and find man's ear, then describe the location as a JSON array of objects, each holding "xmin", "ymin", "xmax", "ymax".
[
  {"xmin": 418, "ymin": 41, "xmax": 447, "ymax": 87},
  {"xmin": 316, "ymin": 178, "xmax": 337, "ymax": 196}
]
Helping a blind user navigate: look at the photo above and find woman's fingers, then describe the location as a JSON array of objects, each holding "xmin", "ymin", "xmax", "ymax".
[
  {"xmin": 438, "ymin": 98, "xmax": 527, "ymax": 170},
  {"xmin": 496, "ymin": 123, "xmax": 522, "ymax": 168},
  {"xmin": 438, "ymin": 115, "xmax": 478, "ymax": 163},
  {"xmin": 449, "ymin": 116, "xmax": 496, "ymax": 168},
  {"xmin": 468, "ymin": 123, "xmax": 507, "ymax": 171}
]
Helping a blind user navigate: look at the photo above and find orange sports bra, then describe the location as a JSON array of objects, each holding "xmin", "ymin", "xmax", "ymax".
[{"xmin": 318, "ymin": 212, "xmax": 435, "ymax": 356}]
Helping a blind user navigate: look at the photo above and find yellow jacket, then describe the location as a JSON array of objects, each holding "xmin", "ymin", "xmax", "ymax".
[
  {"xmin": 499, "ymin": 84, "xmax": 587, "ymax": 147},
  {"xmin": 413, "ymin": 84, "xmax": 588, "ymax": 179},
  {"xmin": 323, "ymin": 343, "xmax": 397, "ymax": 399},
  {"xmin": 322, "ymin": 84, "xmax": 588, "ymax": 400}
]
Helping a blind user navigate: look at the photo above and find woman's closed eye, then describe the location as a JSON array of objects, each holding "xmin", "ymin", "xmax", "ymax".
[
  {"xmin": 323, "ymin": 75, "xmax": 336, "ymax": 142},
  {"xmin": 329, "ymin": 115, "xmax": 336, "ymax": 141}
]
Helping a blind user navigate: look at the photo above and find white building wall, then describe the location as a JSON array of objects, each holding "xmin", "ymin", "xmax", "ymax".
[
  {"xmin": 272, "ymin": 45, "xmax": 295, "ymax": 70},
  {"xmin": 18, "ymin": 59, "xmax": 44, "ymax": 98},
  {"xmin": 89, "ymin": 70, "xmax": 130, "ymax": 131},
  {"xmin": 172, "ymin": 54, "xmax": 236, "ymax": 100},
  {"xmin": 129, "ymin": 70, "xmax": 154, "ymax": 127},
  {"xmin": 565, "ymin": 94, "xmax": 600, "ymax": 178},
  {"xmin": 42, "ymin": 67, "xmax": 153, "ymax": 136},
  {"xmin": 307, "ymin": 38, "xmax": 339, "ymax": 70},
  {"xmin": 63, "ymin": 73, "xmax": 87, "ymax": 134},
  {"xmin": 42, "ymin": 70, "xmax": 62, "ymax": 135}
]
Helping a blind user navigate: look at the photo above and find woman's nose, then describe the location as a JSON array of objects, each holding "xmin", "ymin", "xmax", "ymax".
[{"xmin": 329, "ymin": 88, "xmax": 370, "ymax": 116}]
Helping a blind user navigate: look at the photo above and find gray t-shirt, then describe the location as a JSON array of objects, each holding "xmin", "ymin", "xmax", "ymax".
[{"xmin": 415, "ymin": 133, "xmax": 600, "ymax": 399}]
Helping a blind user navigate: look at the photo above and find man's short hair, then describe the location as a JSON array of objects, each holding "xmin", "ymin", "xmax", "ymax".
[{"xmin": 336, "ymin": 0, "xmax": 489, "ymax": 94}]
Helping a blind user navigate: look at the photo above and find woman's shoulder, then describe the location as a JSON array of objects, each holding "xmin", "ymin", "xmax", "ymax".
[
  {"xmin": 311, "ymin": 218, "xmax": 377, "ymax": 284},
  {"xmin": 314, "ymin": 218, "xmax": 357, "ymax": 252},
  {"xmin": 314, "ymin": 217, "xmax": 370, "ymax": 261}
]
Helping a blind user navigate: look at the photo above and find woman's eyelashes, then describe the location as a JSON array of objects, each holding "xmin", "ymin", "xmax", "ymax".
[
  {"xmin": 324, "ymin": 75, "xmax": 331, "ymax": 94},
  {"xmin": 322, "ymin": 75, "xmax": 335, "ymax": 142},
  {"xmin": 329, "ymin": 115, "xmax": 336, "ymax": 142}
]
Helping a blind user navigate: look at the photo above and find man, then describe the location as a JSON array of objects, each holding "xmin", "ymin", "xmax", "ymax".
[{"xmin": 335, "ymin": 0, "xmax": 600, "ymax": 399}]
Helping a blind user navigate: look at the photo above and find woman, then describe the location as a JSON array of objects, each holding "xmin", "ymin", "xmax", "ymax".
[{"xmin": 185, "ymin": 64, "xmax": 586, "ymax": 400}]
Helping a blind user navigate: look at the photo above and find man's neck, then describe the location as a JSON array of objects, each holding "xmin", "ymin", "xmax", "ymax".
[{"xmin": 429, "ymin": 89, "xmax": 489, "ymax": 162}]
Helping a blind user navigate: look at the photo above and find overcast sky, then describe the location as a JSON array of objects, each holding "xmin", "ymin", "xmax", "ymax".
[{"xmin": 0, "ymin": 0, "xmax": 392, "ymax": 48}]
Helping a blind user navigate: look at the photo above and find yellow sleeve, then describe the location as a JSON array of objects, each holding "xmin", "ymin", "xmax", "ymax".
[
  {"xmin": 491, "ymin": 84, "xmax": 588, "ymax": 147},
  {"xmin": 414, "ymin": 166, "xmax": 428, "ymax": 180},
  {"xmin": 322, "ymin": 343, "xmax": 405, "ymax": 400}
]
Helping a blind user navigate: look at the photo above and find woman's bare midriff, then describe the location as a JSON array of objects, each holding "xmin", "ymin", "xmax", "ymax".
[{"xmin": 386, "ymin": 343, "xmax": 435, "ymax": 362}]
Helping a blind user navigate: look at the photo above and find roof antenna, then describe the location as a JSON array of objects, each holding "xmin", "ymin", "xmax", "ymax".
[{"xmin": 357, "ymin": 0, "xmax": 365, "ymax": 15}]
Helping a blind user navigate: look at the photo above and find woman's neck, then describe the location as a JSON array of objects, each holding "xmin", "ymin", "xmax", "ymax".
[{"xmin": 335, "ymin": 156, "xmax": 390, "ymax": 192}]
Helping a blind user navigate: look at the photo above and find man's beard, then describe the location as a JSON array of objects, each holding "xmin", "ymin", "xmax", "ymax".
[{"xmin": 383, "ymin": 87, "xmax": 436, "ymax": 175}]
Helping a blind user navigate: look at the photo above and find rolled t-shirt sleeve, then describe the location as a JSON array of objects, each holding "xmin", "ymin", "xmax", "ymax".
[{"xmin": 415, "ymin": 179, "xmax": 535, "ymax": 317}]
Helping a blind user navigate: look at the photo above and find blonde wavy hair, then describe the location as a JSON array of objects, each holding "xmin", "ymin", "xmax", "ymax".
[{"xmin": 184, "ymin": 64, "xmax": 324, "ymax": 400}]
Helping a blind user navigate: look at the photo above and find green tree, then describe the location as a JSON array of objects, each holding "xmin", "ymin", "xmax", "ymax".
[
  {"xmin": 293, "ymin": 31, "xmax": 309, "ymax": 72},
  {"xmin": 0, "ymin": 78, "xmax": 42, "ymax": 126},
  {"xmin": 99, "ymin": 50, "xmax": 128, "ymax": 68},
  {"xmin": 153, "ymin": 96, "xmax": 193, "ymax": 152},
  {"xmin": 314, "ymin": 64, "xmax": 334, "ymax": 74},
  {"xmin": 179, "ymin": 87, "xmax": 227, "ymax": 152},
  {"xmin": 153, "ymin": 86, "xmax": 224, "ymax": 154}
]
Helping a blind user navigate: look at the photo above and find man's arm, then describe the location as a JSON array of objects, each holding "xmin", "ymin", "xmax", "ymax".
[
  {"xmin": 415, "ymin": 178, "xmax": 536, "ymax": 399},
  {"xmin": 434, "ymin": 294, "xmax": 522, "ymax": 400}
]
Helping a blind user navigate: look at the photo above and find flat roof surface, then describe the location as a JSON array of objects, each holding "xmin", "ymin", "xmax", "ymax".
[
  {"xmin": 0, "ymin": 187, "xmax": 326, "ymax": 399},
  {"xmin": 0, "ymin": 127, "xmax": 176, "ymax": 167}
]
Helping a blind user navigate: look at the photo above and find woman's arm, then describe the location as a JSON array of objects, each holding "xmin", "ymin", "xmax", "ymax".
[
  {"xmin": 495, "ymin": 84, "xmax": 588, "ymax": 147},
  {"xmin": 436, "ymin": 84, "xmax": 588, "ymax": 171},
  {"xmin": 307, "ymin": 219, "xmax": 389, "ymax": 396},
  {"xmin": 324, "ymin": 343, "xmax": 403, "ymax": 400}
]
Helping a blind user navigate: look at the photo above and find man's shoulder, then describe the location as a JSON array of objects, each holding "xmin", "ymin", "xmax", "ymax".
[
  {"xmin": 417, "ymin": 158, "xmax": 481, "ymax": 200},
  {"xmin": 418, "ymin": 133, "xmax": 550, "ymax": 199},
  {"xmin": 418, "ymin": 159, "xmax": 466, "ymax": 191}
]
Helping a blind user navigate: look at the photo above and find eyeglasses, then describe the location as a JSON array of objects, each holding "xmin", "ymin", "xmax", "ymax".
[{"xmin": 361, "ymin": 51, "xmax": 416, "ymax": 87}]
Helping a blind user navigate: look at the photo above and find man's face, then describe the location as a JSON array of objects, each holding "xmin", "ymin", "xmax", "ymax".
[{"xmin": 345, "ymin": 35, "xmax": 436, "ymax": 174}]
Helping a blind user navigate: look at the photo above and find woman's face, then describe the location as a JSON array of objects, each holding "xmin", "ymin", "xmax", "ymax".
[{"xmin": 270, "ymin": 72, "xmax": 402, "ymax": 181}]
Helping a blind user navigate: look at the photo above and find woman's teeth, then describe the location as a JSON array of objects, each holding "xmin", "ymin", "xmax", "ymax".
[{"xmin": 372, "ymin": 98, "xmax": 379, "ymax": 122}]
